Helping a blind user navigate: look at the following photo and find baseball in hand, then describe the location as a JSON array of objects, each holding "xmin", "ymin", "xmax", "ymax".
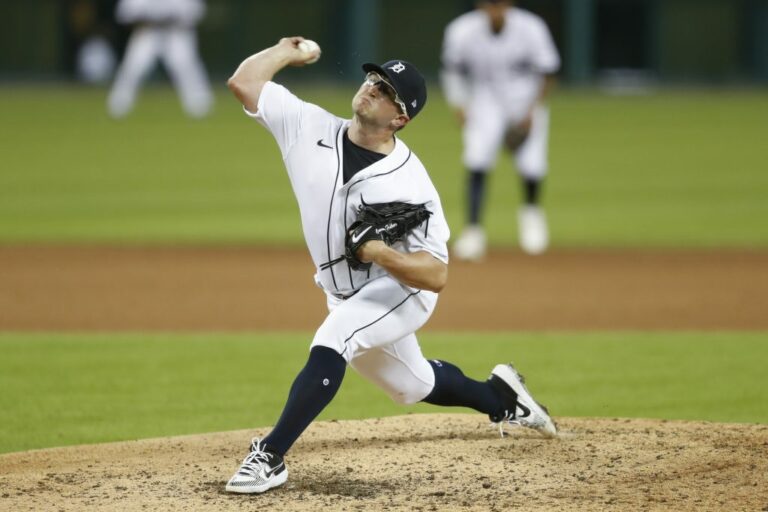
[{"xmin": 297, "ymin": 39, "xmax": 321, "ymax": 64}]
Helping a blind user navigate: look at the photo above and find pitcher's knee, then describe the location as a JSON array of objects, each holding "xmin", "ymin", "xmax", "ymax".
[{"xmin": 388, "ymin": 382, "xmax": 433, "ymax": 405}]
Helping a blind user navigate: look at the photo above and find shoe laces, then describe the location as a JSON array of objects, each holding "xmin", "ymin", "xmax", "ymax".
[
  {"xmin": 238, "ymin": 438, "xmax": 275, "ymax": 477},
  {"xmin": 492, "ymin": 399, "xmax": 538, "ymax": 438},
  {"xmin": 491, "ymin": 408, "xmax": 522, "ymax": 438}
]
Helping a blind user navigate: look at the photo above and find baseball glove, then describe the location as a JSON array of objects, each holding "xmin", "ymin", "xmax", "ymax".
[
  {"xmin": 320, "ymin": 200, "xmax": 433, "ymax": 271},
  {"xmin": 504, "ymin": 123, "xmax": 531, "ymax": 152}
]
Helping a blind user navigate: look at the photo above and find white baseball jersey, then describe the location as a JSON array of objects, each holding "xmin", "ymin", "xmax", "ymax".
[
  {"xmin": 245, "ymin": 81, "xmax": 450, "ymax": 401},
  {"xmin": 249, "ymin": 81, "xmax": 450, "ymax": 300},
  {"xmin": 441, "ymin": 8, "xmax": 560, "ymax": 175},
  {"xmin": 442, "ymin": 7, "xmax": 560, "ymax": 118},
  {"xmin": 116, "ymin": 0, "xmax": 205, "ymax": 26}
]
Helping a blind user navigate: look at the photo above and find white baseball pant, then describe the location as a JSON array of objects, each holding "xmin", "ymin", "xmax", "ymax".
[
  {"xmin": 108, "ymin": 25, "xmax": 212, "ymax": 118},
  {"xmin": 311, "ymin": 276, "xmax": 437, "ymax": 405},
  {"xmin": 463, "ymin": 103, "xmax": 550, "ymax": 179}
]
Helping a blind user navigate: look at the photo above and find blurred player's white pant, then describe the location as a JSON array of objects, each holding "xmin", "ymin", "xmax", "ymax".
[
  {"xmin": 311, "ymin": 276, "xmax": 437, "ymax": 405},
  {"xmin": 463, "ymin": 103, "xmax": 550, "ymax": 179},
  {"xmin": 108, "ymin": 25, "xmax": 212, "ymax": 118}
]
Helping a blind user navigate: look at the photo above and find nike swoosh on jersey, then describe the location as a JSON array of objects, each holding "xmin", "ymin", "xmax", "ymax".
[
  {"xmin": 317, "ymin": 139, "xmax": 333, "ymax": 149},
  {"xmin": 351, "ymin": 226, "xmax": 372, "ymax": 244}
]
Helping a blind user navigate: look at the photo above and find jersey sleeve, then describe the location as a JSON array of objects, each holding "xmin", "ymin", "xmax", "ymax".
[
  {"xmin": 529, "ymin": 17, "xmax": 561, "ymax": 74},
  {"xmin": 245, "ymin": 81, "xmax": 305, "ymax": 159},
  {"xmin": 403, "ymin": 201, "xmax": 450, "ymax": 264},
  {"xmin": 440, "ymin": 21, "xmax": 471, "ymax": 109},
  {"xmin": 398, "ymin": 171, "xmax": 450, "ymax": 264}
]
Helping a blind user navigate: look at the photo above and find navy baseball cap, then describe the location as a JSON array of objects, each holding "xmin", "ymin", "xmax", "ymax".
[{"xmin": 361, "ymin": 60, "xmax": 427, "ymax": 119}]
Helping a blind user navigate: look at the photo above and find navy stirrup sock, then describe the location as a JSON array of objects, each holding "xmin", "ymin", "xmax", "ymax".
[
  {"xmin": 522, "ymin": 177, "xmax": 542, "ymax": 205},
  {"xmin": 468, "ymin": 170, "xmax": 487, "ymax": 225},
  {"xmin": 422, "ymin": 360, "xmax": 502, "ymax": 416},
  {"xmin": 263, "ymin": 346, "xmax": 346, "ymax": 456}
]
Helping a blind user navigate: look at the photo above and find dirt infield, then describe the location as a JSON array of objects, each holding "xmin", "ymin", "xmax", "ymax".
[
  {"xmin": 2, "ymin": 246, "xmax": 767, "ymax": 510},
  {"xmin": 1, "ymin": 246, "xmax": 767, "ymax": 330},
  {"xmin": 1, "ymin": 414, "xmax": 766, "ymax": 511}
]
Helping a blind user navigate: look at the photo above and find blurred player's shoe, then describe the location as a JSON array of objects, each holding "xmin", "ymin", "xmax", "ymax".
[
  {"xmin": 488, "ymin": 363, "xmax": 557, "ymax": 438},
  {"xmin": 518, "ymin": 206, "xmax": 548, "ymax": 255},
  {"xmin": 225, "ymin": 438, "xmax": 288, "ymax": 494},
  {"xmin": 107, "ymin": 90, "xmax": 133, "ymax": 119},
  {"xmin": 452, "ymin": 225, "xmax": 486, "ymax": 261}
]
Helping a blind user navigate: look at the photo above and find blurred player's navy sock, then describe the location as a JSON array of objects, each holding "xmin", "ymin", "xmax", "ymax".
[
  {"xmin": 263, "ymin": 346, "xmax": 346, "ymax": 456},
  {"xmin": 422, "ymin": 360, "xmax": 504, "ymax": 416},
  {"xmin": 468, "ymin": 170, "xmax": 488, "ymax": 224},
  {"xmin": 522, "ymin": 177, "xmax": 542, "ymax": 205}
]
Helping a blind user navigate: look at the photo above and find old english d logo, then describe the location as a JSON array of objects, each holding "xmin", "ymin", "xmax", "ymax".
[{"xmin": 388, "ymin": 62, "xmax": 406, "ymax": 73}]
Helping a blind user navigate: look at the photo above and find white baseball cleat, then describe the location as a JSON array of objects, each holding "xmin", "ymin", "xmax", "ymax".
[
  {"xmin": 225, "ymin": 438, "xmax": 288, "ymax": 494},
  {"xmin": 452, "ymin": 225, "xmax": 487, "ymax": 261},
  {"xmin": 518, "ymin": 205, "xmax": 549, "ymax": 255},
  {"xmin": 488, "ymin": 363, "xmax": 557, "ymax": 438}
]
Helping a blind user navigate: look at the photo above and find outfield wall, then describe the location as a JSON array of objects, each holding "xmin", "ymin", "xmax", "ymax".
[{"xmin": 1, "ymin": 0, "xmax": 767, "ymax": 83}]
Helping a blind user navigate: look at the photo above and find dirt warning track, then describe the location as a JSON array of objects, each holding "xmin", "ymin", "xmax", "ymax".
[{"xmin": 1, "ymin": 246, "xmax": 767, "ymax": 331}]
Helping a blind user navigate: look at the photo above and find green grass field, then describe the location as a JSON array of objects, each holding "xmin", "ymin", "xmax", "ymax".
[
  {"xmin": 1, "ymin": 85, "xmax": 766, "ymax": 454},
  {"xmin": 1, "ymin": 85, "xmax": 766, "ymax": 246},
  {"xmin": 1, "ymin": 332, "xmax": 766, "ymax": 454}
]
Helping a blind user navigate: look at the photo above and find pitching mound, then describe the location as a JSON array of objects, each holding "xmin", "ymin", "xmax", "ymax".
[{"xmin": 1, "ymin": 414, "xmax": 766, "ymax": 511}]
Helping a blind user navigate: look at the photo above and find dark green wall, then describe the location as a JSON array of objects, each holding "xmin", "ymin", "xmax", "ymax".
[
  {"xmin": 0, "ymin": 2, "xmax": 64, "ymax": 78},
  {"xmin": 657, "ymin": 0, "xmax": 742, "ymax": 80},
  {"xmin": 0, "ymin": 0, "xmax": 765, "ymax": 83}
]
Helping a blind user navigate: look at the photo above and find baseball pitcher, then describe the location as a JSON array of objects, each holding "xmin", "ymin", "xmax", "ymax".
[
  {"xmin": 442, "ymin": 0, "xmax": 560, "ymax": 258},
  {"xmin": 224, "ymin": 36, "xmax": 557, "ymax": 494}
]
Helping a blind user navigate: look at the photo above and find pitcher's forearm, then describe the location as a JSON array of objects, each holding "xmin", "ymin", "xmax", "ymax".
[
  {"xmin": 227, "ymin": 37, "xmax": 305, "ymax": 112},
  {"xmin": 370, "ymin": 246, "xmax": 448, "ymax": 293}
]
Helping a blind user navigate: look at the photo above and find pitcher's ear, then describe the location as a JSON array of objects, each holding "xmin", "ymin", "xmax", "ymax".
[{"xmin": 392, "ymin": 114, "xmax": 410, "ymax": 131}]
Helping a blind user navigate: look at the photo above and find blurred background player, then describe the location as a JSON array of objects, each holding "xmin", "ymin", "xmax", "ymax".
[
  {"xmin": 441, "ymin": 0, "xmax": 560, "ymax": 258},
  {"xmin": 107, "ymin": 0, "xmax": 213, "ymax": 118}
]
